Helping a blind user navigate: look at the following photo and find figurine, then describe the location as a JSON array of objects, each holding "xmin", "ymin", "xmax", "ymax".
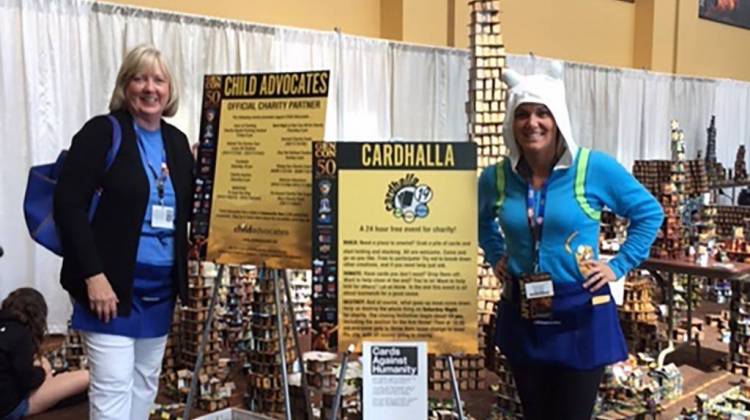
[{"xmin": 311, "ymin": 323, "xmax": 339, "ymax": 352}]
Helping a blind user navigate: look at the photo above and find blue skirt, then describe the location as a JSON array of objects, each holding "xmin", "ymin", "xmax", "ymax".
[
  {"xmin": 495, "ymin": 281, "xmax": 627, "ymax": 370},
  {"xmin": 72, "ymin": 263, "xmax": 175, "ymax": 338}
]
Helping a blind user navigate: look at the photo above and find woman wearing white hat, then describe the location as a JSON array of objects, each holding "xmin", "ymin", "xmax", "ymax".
[{"xmin": 478, "ymin": 65, "xmax": 663, "ymax": 419}]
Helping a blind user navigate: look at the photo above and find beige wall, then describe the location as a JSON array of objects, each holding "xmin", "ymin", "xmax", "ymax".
[
  {"xmin": 676, "ymin": 0, "xmax": 750, "ymax": 81},
  {"xmin": 104, "ymin": 0, "xmax": 381, "ymax": 37},
  {"xmin": 633, "ymin": 0, "xmax": 677, "ymax": 73},
  {"xmin": 649, "ymin": 0, "xmax": 678, "ymax": 73},
  {"xmin": 402, "ymin": 0, "xmax": 449, "ymax": 46},
  {"xmin": 380, "ymin": 0, "xmax": 403, "ymax": 41},
  {"xmin": 380, "ymin": 0, "xmax": 450, "ymax": 46},
  {"xmin": 633, "ymin": 0, "xmax": 656, "ymax": 70},
  {"xmin": 632, "ymin": 0, "xmax": 750, "ymax": 80},
  {"xmin": 451, "ymin": 0, "xmax": 750, "ymax": 82},
  {"xmin": 105, "ymin": 0, "xmax": 750, "ymax": 82},
  {"xmin": 451, "ymin": 0, "xmax": 636, "ymax": 69},
  {"xmin": 484, "ymin": 0, "xmax": 636, "ymax": 69}
]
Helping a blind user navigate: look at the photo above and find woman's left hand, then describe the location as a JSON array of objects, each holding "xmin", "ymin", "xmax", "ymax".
[{"xmin": 582, "ymin": 260, "xmax": 617, "ymax": 292}]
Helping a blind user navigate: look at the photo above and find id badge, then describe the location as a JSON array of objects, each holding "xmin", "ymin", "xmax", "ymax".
[
  {"xmin": 519, "ymin": 272, "xmax": 554, "ymax": 320},
  {"xmin": 151, "ymin": 205, "xmax": 175, "ymax": 230}
]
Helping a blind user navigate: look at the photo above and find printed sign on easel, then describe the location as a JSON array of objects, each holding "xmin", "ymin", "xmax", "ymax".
[
  {"xmin": 311, "ymin": 142, "xmax": 478, "ymax": 353},
  {"xmin": 192, "ymin": 71, "xmax": 330, "ymax": 268}
]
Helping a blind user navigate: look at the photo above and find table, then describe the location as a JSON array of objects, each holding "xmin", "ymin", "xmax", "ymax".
[
  {"xmin": 640, "ymin": 258, "xmax": 750, "ymax": 363},
  {"xmin": 709, "ymin": 179, "xmax": 750, "ymax": 204}
]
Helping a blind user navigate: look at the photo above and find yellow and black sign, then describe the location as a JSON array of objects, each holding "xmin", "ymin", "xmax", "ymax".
[
  {"xmin": 312, "ymin": 142, "xmax": 478, "ymax": 354},
  {"xmin": 192, "ymin": 70, "xmax": 329, "ymax": 268}
]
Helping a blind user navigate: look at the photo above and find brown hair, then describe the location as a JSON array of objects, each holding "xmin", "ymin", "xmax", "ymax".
[{"xmin": 2, "ymin": 288, "xmax": 48, "ymax": 354}]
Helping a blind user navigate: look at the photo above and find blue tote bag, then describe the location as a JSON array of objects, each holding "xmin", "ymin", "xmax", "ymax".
[{"xmin": 23, "ymin": 115, "xmax": 122, "ymax": 256}]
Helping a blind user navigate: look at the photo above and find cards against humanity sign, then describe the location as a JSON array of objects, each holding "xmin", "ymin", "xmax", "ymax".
[{"xmin": 363, "ymin": 341, "xmax": 427, "ymax": 420}]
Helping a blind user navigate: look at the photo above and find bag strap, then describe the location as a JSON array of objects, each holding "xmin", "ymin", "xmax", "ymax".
[
  {"xmin": 86, "ymin": 115, "xmax": 122, "ymax": 220},
  {"xmin": 104, "ymin": 114, "xmax": 122, "ymax": 170}
]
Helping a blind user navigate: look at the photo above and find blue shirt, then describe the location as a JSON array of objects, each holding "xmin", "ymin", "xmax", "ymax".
[
  {"xmin": 71, "ymin": 124, "xmax": 177, "ymax": 338},
  {"xmin": 134, "ymin": 124, "xmax": 175, "ymax": 267},
  {"xmin": 478, "ymin": 149, "xmax": 664, "ymax": 283}
]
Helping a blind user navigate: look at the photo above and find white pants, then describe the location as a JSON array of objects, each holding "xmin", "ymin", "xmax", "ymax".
[{"xmin": 83, "ymin": 332, "xmax": 167, "ymax": 420}]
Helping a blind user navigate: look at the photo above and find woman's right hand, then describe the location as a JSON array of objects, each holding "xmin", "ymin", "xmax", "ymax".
[
  {"xmin": 41, "ymin": 357, "xmax": 53, "ymax": 378},
  {"xmin": 34, "ymin": 356, "xmax": 53, "ymax": 378},
  {"xmin": 85, "ymin": 273, "xmax": 119, "ymax": 323}
]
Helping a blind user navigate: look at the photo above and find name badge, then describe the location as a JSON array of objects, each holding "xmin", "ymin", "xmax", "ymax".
[
  {"xmin": 524, "ymin": 280, "xmax": 554, "ymax": 299},
  {"xmin": 519, "ymin": 272, "xmax": 554, "ymax": 320},
  {"xmin": 151, "ymin": 205, "xmax": 175, "ymax": 230}
]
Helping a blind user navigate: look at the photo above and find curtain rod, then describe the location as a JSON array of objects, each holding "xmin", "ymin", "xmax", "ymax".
[
  {"xmin": 508, "ymin": 52, "xmax": 743, "ymax": 85},
  {"xmin": 92, "ymin": 0, "xmax": 468, "ymax": 55},
  {"xmin": 92, "ymin": 0, "xmax": 277, "ymax": 34}
]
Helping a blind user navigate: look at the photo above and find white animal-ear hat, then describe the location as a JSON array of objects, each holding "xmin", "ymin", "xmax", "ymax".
[{"xmin": 501, "ymin": 62, "xmax": 577, "ymax": 171}]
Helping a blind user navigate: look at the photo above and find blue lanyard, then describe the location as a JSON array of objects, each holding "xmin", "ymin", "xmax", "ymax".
[
  {"xmin": 134, "ymin": 124, "xmax": 168, "ymax": 204},
  {"xmin": 526, "ymin": 181, "xmax": 548, "ymax": 273}
]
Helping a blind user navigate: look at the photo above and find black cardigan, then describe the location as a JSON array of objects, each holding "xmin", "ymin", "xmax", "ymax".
[
  {"xmin": 0, "ymin": 310, "xmax": 45, "ymax": 418},
  {"xmin": 54, "ymin": 109, "xmax": 193, "ymax": 315}
]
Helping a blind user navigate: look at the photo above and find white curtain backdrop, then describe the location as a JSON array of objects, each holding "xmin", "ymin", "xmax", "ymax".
[
  {"xmin": 508, "ymin": 54, "xmax": 750, "ymax": 173},
  {"xmin": 0, "ymin": 0, "xmax": 469, "ymax": 331},
  {"xmin": 3, "ymin": 0, "xmax": 750, "ymax": 331},
  {"xmin": 391, "ymin": 43, "xmax": 469, "ymax": 142},
  {"xmin": 337, "ymin": 34, "xmax": 391, "ymax": 141}
]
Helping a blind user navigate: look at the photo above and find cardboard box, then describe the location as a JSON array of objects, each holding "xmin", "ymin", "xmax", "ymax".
[{"xmin": 194, "ymin": 407, "xmax": 276, "ymax": 420}]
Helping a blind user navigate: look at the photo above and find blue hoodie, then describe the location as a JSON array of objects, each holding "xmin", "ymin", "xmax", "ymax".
[{"xmin": 478, "ymin": 67, "xmax": 663, "ymax": 284}]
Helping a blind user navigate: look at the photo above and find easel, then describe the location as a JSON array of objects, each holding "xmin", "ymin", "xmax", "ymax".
[
  {"xmin": 329, "ymin": 345, "xmax": 354, "ymax": 420},
  {"xmin": 182, "ymin": 263, "xmax": 314, "ymax": 420},
  {"xmin": 183, "ymin": 264, "xmax": 224, "ymax": 419},
  {"xmin": 262, "ymin": 266, "xmax": 315, "ymax": 420},
  {"xmin": 447, "ymin": 355, "xmax": 465, "ymax": 420}
]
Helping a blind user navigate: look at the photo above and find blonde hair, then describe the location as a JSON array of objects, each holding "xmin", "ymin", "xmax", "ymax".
[{"xmin": 108, "ymin": 44, "xmax": 179, "ymax": 117}]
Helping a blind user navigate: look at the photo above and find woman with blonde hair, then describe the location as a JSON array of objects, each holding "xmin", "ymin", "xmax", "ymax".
[{"xmin": 54, "ymin": 44, "xmax": 194, "ymax": 419}]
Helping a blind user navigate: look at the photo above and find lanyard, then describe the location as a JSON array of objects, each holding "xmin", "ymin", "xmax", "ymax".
[
  {"xmin": 134, "ymin": 125, "xmax": 169, "ymax": 204},
  {"xmin": 526, "ymin": 180, "xmax": 549, "ymax": 273}
]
